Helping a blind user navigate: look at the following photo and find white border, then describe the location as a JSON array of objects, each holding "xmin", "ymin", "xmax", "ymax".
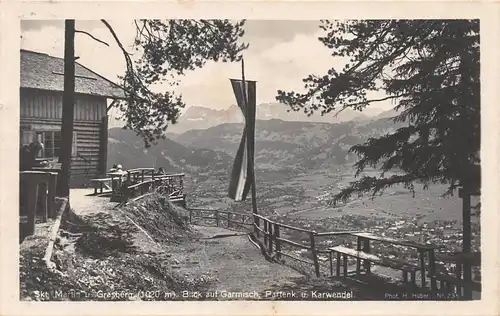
[{"xmin": 1, "ymin": 1, "xmax": 499, "ymax": 316}]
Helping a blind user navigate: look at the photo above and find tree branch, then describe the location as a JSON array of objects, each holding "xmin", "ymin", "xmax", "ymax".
[
  {"xmin": 100, "ymin": 19, "xmax": 148, "ymax": 99},
  {"xmin": 75, "ymin": 30, "xmax": 109, "ymax": 47}
]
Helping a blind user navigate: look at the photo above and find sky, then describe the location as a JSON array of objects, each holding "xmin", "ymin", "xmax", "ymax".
[{"xmin": 21, "ymin": 20, "xmax": 393, "ymax": 114}]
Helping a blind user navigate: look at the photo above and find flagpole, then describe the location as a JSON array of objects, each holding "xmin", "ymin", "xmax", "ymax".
[{"xmin": 241, "ymin": 59, "xmax": 259, "ymax": 233}]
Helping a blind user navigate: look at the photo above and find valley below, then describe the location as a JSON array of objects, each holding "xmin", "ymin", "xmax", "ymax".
[
  {"xmin": 185, "ymin": 166, "xmax": 481, "ymax": 281},
  {"xmin": 107, "ymin": 112, "xmax": 481, "ymax": 283}
]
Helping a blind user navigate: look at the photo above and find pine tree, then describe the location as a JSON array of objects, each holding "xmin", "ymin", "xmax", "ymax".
[{"xmin": 276, "ymin": 20, "xmax": 480, "ymax": 204}]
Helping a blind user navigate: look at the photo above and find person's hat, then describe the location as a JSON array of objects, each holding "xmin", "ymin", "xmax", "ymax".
[{"xmin": 117, "ymin": 164, "xmax": 123, "ymax": 169}]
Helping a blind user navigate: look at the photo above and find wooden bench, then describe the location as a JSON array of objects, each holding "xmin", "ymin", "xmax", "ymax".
[
  {"xmin": 330, "ymin": 246, "xmax": 420, "ymax": 287},
  {"xmin": 89, "ymin": 178, "xmax": 112, "ymax": 195},
  {"xmin": 350, "ymin": 232, "xmax": 442, "ymax": 289}
]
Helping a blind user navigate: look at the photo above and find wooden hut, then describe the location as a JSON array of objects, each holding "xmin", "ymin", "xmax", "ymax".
[{"xmin": 20, "ymin": 49, "xmax": 126, "ymax": 187}]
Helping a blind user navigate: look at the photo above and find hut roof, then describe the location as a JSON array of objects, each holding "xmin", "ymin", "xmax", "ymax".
[{"xmin": 20, "ymin": 49, "xmax": 126, "ymax": 99}]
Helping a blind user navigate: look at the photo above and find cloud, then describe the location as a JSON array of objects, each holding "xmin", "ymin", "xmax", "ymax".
[
  {"xmin": 177, "ymin": 30, "xmax": 344, "ymax": 109},
  {"xmin": 21, "ymin": 20, "xmax": 392, "ymax": 112},
  {"xmin": 21, "ymin": 20, "xmax": 135, "ymax": 82}
]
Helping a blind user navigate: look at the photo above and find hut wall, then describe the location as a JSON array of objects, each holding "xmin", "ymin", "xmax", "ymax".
[{"xmin": 20, "ymin": 88, "xmax": 108, "ymax": 187}]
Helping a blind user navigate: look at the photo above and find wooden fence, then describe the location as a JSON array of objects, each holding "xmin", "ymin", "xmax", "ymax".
[
  {"xmin": 186, "ymin": 208, "xmax": 356, "ymax": 278},
  {"xmin": 186, "ymin": 208, "xmax": 480, "ymax": 298},
  {"xmin": 19, "ymin": 171, "xmax": 59, "ymax": 238},
  {"xmin": 187, "ymin": 208, "xmax": 254, "ymax": 231},
  {"xmin": 111, "ymin": 168, "xmax": 186, "ymax": 206},
  {"xmin": 253, "ymin": 213, "xmax": 359, "ymax": 277}
]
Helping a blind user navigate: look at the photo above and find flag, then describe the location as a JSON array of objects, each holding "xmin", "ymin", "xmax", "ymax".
[{"xmin": 228, "ymin": 79, "xmax": 256, "ymax": 201}]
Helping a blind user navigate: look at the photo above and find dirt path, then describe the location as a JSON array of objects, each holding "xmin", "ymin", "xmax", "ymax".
[
  {"xmin": 68, "ymin": 189, "xmax": 309, "ymax": 300},
  {"xmin": 64, "ymin": 189, "xmax": 433, "ymax": 301},
  {"xmin": 166, "ymin": 225, "xmax": 305, "ymax": 298}
]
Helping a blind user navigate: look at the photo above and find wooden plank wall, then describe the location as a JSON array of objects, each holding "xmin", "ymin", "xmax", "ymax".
[
  {"xmin": 20, "ymin": 88, "xmax": 106, "ymax": 121},
  {"xmin": 99, "ymin": 115, "xmax": 109, "ymax": 175},
  {"xmin": 20, "ymin": 88, "xmax": 108, "ymax": 187}
]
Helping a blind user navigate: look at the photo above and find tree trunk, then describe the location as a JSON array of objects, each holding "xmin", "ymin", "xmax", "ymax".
[{"xmin": 57, "ymin": 20, "xmax": 76, "ymax": 197}]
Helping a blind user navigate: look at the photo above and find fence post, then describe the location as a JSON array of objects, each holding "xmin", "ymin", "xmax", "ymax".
[
  {"xmin": 179, "ymin": 175, "xmax": 184, "ymax": 195},
  {"xmin": 310, "ymin": 231, "xmax": 320, "ymax": 277},
  {"xmin": 263, "ymin": 220, "xmax": 268, "ymax": 246},
  {"xmin": 227, "ymin": 213, "xmax": 231, "ymax": 228},
  {"xmin": 456, "ymin": 263, "xmax": 463, "ymax": 295},
  {"xmin": 329, "ymin": 250, "xmax": 334, "ymax": 276},
  {"xmin": 189, "ymin": 209, "xmax": 192, "ymax": 224},
  {"xmin": 274, "ymin": 223, "xmax": 281, "ymax": 260},
  {"xmin": 253, "ymin": 214, "xmax": 260, "ymax": 238},
  {"xmin": 215, "ymin": 210, "xmax": 220, "ymax": 227},
  {"xmin": 269, "ymin": 222, "xmax": 275, "ymax": 254}
]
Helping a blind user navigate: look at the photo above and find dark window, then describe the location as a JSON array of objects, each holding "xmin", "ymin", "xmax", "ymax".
[{"xmin": 35, "ymin": 131, "xmax": 63, "ymax": 158}]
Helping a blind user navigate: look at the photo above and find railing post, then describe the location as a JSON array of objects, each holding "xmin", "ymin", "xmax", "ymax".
[
  {"xmin": 274, "ymin": 223, "xmax": 281, "ymax": 260},
  {"xmin": 310, "ymin": 231, "xmax": 320, "ymax": 277},
  {"xmin": 189, "ymin": 209, "xmax": 193, "ymax": 224},
  {"xmin": 141, "ymin": 169, "xmax": 145, "ymax": 183},
  {"xmin": 419, "ymin": 249, "xmax": 426, "ymax": 288},
  {"xmin": 356, "ymin": 237, "xmax": 362, "ymax": 275},
  {"xmin": 329, "ymin": 250, "xmax": 334, "ymax": 276},
  {"xmin": 336, "ymin": 252, "xmax": 341, "ymax": 276},
  {"xmin": 268, "ymin": 221, "xmax": 273, "ymax": 254},
  {"xmin": 263, "ymin": 220, "xmax": 268, "ymax": 246},
  {"xmin": 179, "ymin": 175, "xmax": 184, "ymax": 195},
  {"xmin": 254, "ymin": 214, "xmax": 260, "ymax": 238},
  {"xmin": 456, "ymin": 263, "xmax": 463, "ymax": 296},
  {"xmin": 362, "ymin": 238, "xmax": 371, "ymax": 274},
  {"xmin": 428, "ymin": 250, "xmax": 438, "ymax": 293}
]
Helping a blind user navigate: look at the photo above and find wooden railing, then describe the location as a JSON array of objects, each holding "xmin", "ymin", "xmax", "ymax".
[
  {"xmin": 185, "ymin": 207, "xmax": 356, "ymax": 278},
  {"xmin": 251, "ymin": 212, "xmax": 480, "ymax": 298},
  {"xmin": 117, "ymin": 170, "xmax": 186, "ymax": 206},
  {"xmin": 432, "ymin": 252, "xmax": 481, "ymax": 297},
  {"xmin": 187, "ymin": 208, "xmax": 254, "ymax": 231},
  {"xmin": 252, "ymin": 213, "xmax": 359, "ymax": 277},
  {"xmin": 19, "ymin": 171, "xmax": 58, "ymax": 238}
]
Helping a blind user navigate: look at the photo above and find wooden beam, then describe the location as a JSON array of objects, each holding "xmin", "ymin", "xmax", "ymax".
[
  {"xmin": 106, "ymin": 99, "xmax": 118, "ymax": 112},
  {"xmin": 57, "ymin": 19, "xmax": 75, "ymax": 197}
]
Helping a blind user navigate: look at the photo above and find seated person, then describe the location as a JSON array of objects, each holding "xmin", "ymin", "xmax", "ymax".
[{"xmin": 20, "ymin": 141, "xmax": 44, "ymax": 171}]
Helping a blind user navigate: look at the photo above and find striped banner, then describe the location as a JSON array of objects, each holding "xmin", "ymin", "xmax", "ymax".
[{"xmin": 228, "ymin": 79, "xmax": 256, "ymax": 201}]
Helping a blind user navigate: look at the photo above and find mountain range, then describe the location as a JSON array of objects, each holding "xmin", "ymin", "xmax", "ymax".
[
  {"xmin": 107, "ymin": 128, "xmax": 233, "ymax": 174},
  {"xmin": 107, "ymin": 108, "xmax": 403, "ymax": 174},
  {"xmin": 164, "ymin": 103, "xmax": 389, "ymax": 134},
  {"xmin": 169, "ymin": 116, "xmax": 403, "ymax": 171}
]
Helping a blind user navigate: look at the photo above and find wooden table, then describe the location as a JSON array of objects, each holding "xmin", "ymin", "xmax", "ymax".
[{"xmin": 350, "ymin": 232, "xmax": 444, "ymax": 290}]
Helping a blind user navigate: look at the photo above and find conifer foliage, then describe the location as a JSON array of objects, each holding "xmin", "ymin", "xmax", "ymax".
[{"xmin": 276, "ymin": 20, "xmax": 480, "ymax": 204}]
